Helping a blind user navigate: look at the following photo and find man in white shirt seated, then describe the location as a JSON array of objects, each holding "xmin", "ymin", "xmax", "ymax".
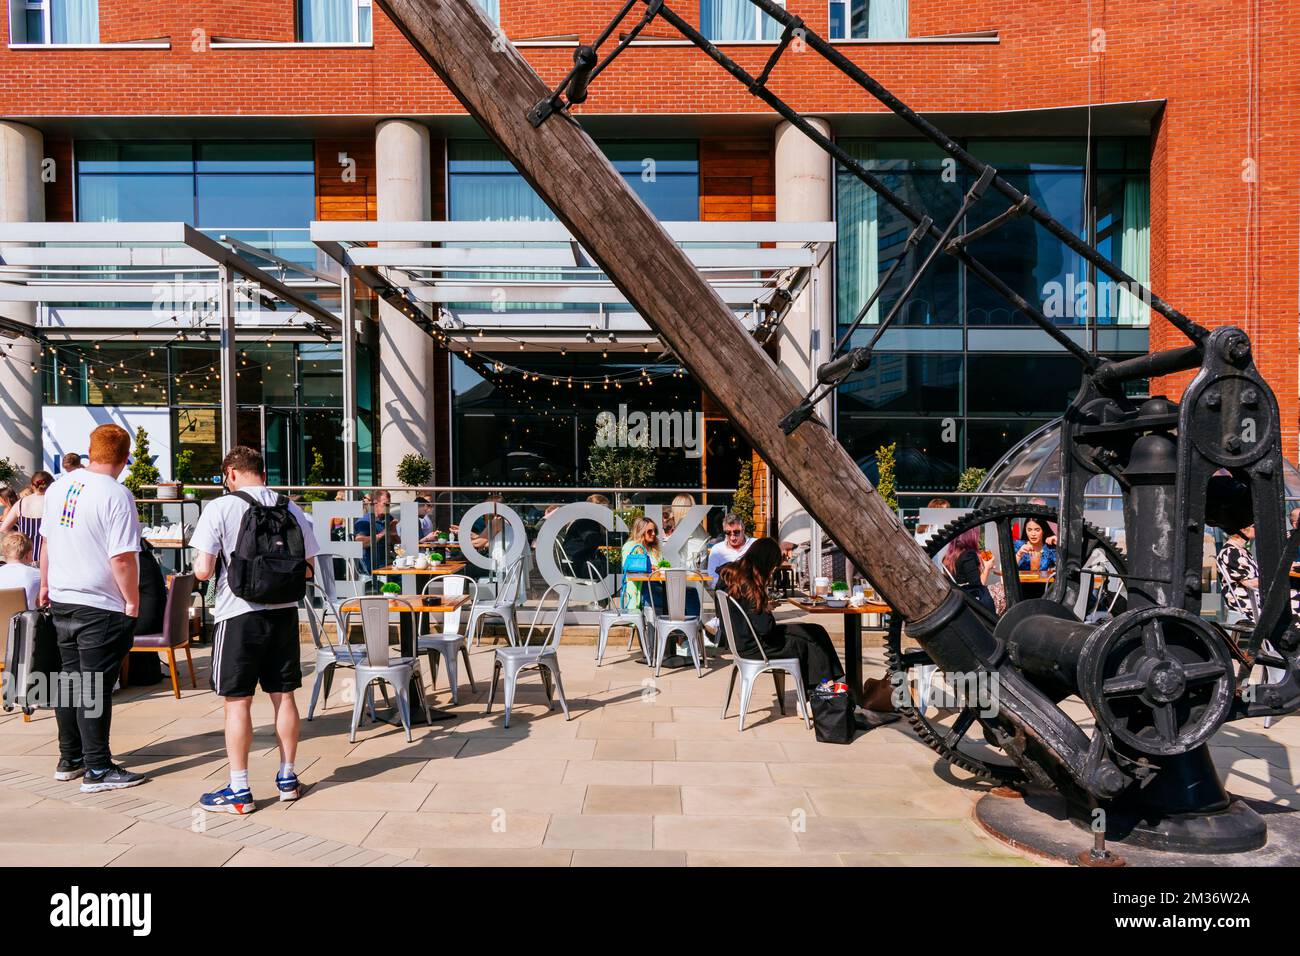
[
  {"xmin": 706, "ymin": 512, "xmax": 755, "ymax": 586},
  {"xmin": 0, "ymin": 531, "xmax": 41, "ymax": 607}
]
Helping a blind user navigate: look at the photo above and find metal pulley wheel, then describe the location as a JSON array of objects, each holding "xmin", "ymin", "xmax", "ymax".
[{"xmin": 1077, "ymin": 606, "xmax": 1234, "ymax": 757}]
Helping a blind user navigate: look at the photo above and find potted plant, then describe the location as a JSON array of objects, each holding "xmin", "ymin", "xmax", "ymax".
[
  {"xmin": 124, "ymin": 427, "xmax": 165, "ymax": 497},
  {"xmin": 657, "ymin": 558, "xmax": 672, "ymax": 569},
  {"xmin": 396, "ymin": 453, "xmax": 433, "ymax": 488},
  {"xmin": 428, "ymin": 550, "xmax": 444, "ymax": 567},
  {"xmin": 831, "ymin": 579, "xmax": 850, "ymax": 600},
  {"xmin": 380, "ymin": 581, "xmax": 402, "ymax": 595}
]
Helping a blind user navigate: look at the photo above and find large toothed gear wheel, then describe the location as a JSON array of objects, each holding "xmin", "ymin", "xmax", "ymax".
[{"xmin": 884, "ymin": 503, "xmax": 1127, "ymax": 783}]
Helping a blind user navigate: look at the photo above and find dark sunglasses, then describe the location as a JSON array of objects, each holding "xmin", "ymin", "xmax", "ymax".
[{"xmin": 725, "ymin": 528, "xmax": 744, "ymax": 537}]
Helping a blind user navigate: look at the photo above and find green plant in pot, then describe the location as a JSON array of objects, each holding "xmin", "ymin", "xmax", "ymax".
[
  {"xmin": 657, "ymin": 559, "xmax": 672, "ymax": 569},
  {"xmin": 396, "ymin": 453, "xmax": 433, "ymax": 488},
  {"xmin": 380, "ymin": 581, "xmax": 402, "ymax": 595},
  {"xmin": 429, "ymin": 551, "xmax": 444, "ymax": 564},
  {"xmin": 831, "ymin": 579, "xmax": 850, "ymax": 599}
]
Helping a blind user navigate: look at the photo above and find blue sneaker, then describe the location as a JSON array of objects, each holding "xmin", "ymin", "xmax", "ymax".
[
  {"xmin": 275, "ymin": 772, "xmax": 302, "ymax": 802},
  {"xmin": 199, "ymin": 785, "xmax": 255, "ymax": 815}
]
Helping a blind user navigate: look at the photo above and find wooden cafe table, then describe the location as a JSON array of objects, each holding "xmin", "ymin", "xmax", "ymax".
[
  {"xmin": 786, "ymin": 596, "xmax": 892, "ymax": 707},
  {"xmin": 338, "ymin": 593, "xmax": 470, "ymax": 723}
]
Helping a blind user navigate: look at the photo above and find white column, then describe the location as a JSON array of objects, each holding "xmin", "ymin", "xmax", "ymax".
[
  {"xmin": 375, "ymin": 119, "xmax": 435, "ymax": 487},
  {"xmin": 774, "ymin": 117, "xmax": 835, "ymax": 554},
  {"xmin": 0, "ymin": 122, "xmax": 45, "ymax": 479}
]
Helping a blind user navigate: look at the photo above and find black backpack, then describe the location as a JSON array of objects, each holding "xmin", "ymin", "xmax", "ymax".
[{"xmin": 225, "ymin": 491, "xmax": 308, "ymax": 604}]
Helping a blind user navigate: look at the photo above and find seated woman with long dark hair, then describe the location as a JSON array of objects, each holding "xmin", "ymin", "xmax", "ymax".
[{"xmin": 717, "ymin": 537, "xmax": 844, "ymax": 690}]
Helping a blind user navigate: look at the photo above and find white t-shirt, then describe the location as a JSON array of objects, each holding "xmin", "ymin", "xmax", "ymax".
[
  {"xmin": 40, "ymin": 470, "xmax": 141, "ymax": 613},
  {"xmin": 190, "ymin": 487, "xmax": 320, "ymax": 623},
  {"xmin": 0, "ymin": 561, "xmax": 41, "ymax": 609},
  {"xmin": 706, "ymin": 535, "xmax": 755, "ymax": 585}
]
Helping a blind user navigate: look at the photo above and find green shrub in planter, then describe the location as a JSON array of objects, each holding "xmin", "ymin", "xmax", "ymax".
[{"xmin": 381, "ymin": 582, "xmax": 402, "ymax": 595}]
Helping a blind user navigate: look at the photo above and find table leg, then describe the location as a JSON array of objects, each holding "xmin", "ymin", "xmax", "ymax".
[{"xmin": 844, "ymin": 614, "xmax": 863, "ymax": 707}]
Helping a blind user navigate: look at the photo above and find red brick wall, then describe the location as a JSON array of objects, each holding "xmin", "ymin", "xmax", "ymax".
[{"xmin": 1, "ymin": 0, "xmax": 1297, "ymax": 453}]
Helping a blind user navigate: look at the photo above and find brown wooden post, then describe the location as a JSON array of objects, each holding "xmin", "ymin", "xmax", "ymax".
[{"xmin": 375, "ymin": 0, "xmax": 951, "ymax": 622}]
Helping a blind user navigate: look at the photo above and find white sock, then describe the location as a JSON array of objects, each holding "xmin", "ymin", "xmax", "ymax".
[
  {"xmin": 279, "ymin": 761, "xmax": 295, "ymax": 778},
  {"xmin": 230, "ymin": 768, "xmax": 249, "ymax": 793}
]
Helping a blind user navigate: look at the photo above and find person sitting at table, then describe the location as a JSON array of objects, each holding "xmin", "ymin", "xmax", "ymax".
[
  {"xmin": 942, "ymin": 528, "xmax": 995, "ymax": 613},
  {"xmin": 0, "ymin": 531, "xmax": 41, "ymax": 607},
  {"xmin": 354, "ymin": 490, "xmax": 398, "ymax": 592},
  {"xmin": 706, "ymin": 512, "xmax": 754, "ymax": 586},
  {"xmin": 620, "ymin": 517, "xmax": 701, "ymax": 620},
  {"xmin": 1015, "ymin": 517, "xmax": 1057, "ymax": 574},
  {"xmin": 717, "ymin": 537, "xmax": 844, "ymax": 692}
]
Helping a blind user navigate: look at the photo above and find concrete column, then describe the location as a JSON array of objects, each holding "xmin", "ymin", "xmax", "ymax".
[
  {"xmin": 774, "ymin": 117, "xmax": 835, "ymax": 553},
  {"xmin": 375, "ymin": 119, "xmax": 434, "ymax": 488},
  {"xmin": 0, "ymin": 122, "xmax": 45, "ymax": 480}
]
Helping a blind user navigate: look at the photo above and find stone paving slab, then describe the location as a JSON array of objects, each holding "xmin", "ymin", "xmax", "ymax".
[{"xmin": 1, "ymin": 642, "xmax": 1295, "ymax": 866}]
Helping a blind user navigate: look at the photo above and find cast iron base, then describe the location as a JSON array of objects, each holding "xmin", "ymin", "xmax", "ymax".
[{"xmin": 974, "ymin": 789, "xmax": 1299, "ymax": 866}]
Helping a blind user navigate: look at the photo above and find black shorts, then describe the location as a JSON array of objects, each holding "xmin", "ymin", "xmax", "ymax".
[{"xmin": 211, "ymin": 608, "xmax": 302, "ymax": 698}]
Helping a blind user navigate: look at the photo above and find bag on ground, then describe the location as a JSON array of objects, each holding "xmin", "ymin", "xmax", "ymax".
[{"xmin": 811, "ymin": 685, "xmax": 856, "ymax": 744}]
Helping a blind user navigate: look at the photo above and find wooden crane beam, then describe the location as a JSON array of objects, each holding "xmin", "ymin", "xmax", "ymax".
[{"xmin": 375, "ymin": 0, "xmax": 951, "ymax": 623}]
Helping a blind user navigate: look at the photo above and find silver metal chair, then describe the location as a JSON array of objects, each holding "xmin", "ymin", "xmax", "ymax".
[
  {"xmin": 589, "ymin": 561, "xmax": 649, "ymax": 666},
  {"xmin": 416, "ymin": 574, "xmax": 478, "ymax": 705},
  {"xmin": 348, "ymin": 596, "xmax": 432, "ymax": 743},
  {"xmin": 486, "ymin": 582, "xmax": 573, "ymax": 728},
  {"xmin": 468, "ymin": 557, "xmax": 523, "ymax": 647},
  {"xmin": 303, "ymin": 581, "xmax": 365, "ymax": 720},
  {"xmin": 716, "ymin": 590, "xmax": 811, "ymax": 732},
  {"xmin": 649, "ymin": 567, "xmax": 703, "ymax": 677}
]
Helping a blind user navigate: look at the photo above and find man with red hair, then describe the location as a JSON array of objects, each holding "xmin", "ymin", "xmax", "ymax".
[{"xmin": 39, "ymin": 423, "xmax": 146, "ymax": 792}]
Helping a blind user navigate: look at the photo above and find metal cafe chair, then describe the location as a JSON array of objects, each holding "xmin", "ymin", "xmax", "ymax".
[
  {"xmin": 485, "ymin": 582, "xmax": 573, "ymax": 728},
  {"xmin": 649, "ymin": 567, "xmax": 703, "ymax": 678},
  {"xmin": 468, "ymin": 556, "xmax": 523, "ymax": 647},
  {"xmin": 303, "ymin": 581, "xmax": 365, "ymax": 720},
  {"xmin": 348, "ymin": 596, "xmax": 432, "ymax": 743},
  {"xmin": 716, "ymin": 590, "xmax": 811, "ymax": 733},
  {"xmin": 589, "ymin": 561, "xmax": 649, "ymax": 666},
  {"xmin": 416, "ymin": 574, "xmax": 478, "ymax": 705}
]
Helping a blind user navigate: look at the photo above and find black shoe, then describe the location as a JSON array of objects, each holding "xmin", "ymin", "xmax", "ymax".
[
  {"xmin": 81, "ymin": 763, "xmax": 146, "ymax": 793},
  {"xmin": 54, "ymin": 758, "xmax": 85, "ymax": 782}
]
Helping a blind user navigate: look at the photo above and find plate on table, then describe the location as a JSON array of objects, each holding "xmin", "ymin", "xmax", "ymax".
[{"xmin": 825, "ymin": 598, "xmax": 848, "ymax": 608}]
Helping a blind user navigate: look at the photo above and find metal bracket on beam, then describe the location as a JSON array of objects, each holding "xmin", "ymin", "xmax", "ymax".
[{"xmin": 945, "ymin": 194, "xmax": 1035, "ymax": 254}]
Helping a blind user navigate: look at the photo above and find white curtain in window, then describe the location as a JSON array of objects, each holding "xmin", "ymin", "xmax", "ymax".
[
  {"xmin": 476, "ymin": 0, "xmax": 500, "ymax": 22},
  {"xmin": 868, "ymin": 0, "xmax": 907, "ymax": 39},
  {"xmin": 837, "ymin": 143, "xmax": 880, "ymax": 328},
  {"xmin": 50, "ymin": 0, "xmax": 99, "ymax": 43},
  {"xmin": 301, "ymin": 0, "xmax": 352, "ymax": 42},
  {"xmin": 701, "ymin": 0, "xmax": 756, "ymax": 41},
  {"xmin": 1117, "ymin": 177, "xmax": 1150, "ymax": 327}
]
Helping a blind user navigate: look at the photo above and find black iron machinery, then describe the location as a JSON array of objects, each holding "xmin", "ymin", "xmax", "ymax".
[{"xmin": 906, "ymin": 327, "xmax": 1300, "ymax": 853}]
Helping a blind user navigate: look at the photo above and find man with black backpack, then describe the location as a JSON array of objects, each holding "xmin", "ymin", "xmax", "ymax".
[{"xmin": 190, "ymin": 446, "xmax": 318, "ymax": 814}]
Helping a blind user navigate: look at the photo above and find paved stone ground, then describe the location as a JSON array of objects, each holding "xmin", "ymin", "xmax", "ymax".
[{"xmin": 1, "ymin": 627, "xmax": 1296, "ymax": 867}]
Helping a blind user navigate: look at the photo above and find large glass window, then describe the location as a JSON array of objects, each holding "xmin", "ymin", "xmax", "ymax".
[
  {"xmin": 76, "ymin": 141, "xmax": 315, "ymax": 229},
  {"xmin": 828, "ymin": 0, "xmax": 908, "ymax": 39},
  {"xmin": 700, "ymin": 0, "xmax": 783, "ymax": 41},
  {"xmin": 835, "ymin": 137, "xmax": 1149, "ymax": 331},
  {"xmin": 452, "ymin": 353, "xmax": 703, "ymax": 487},
  {"xmin": 837, "ymin": 140, "xmax": 960, "ymax": 327},
  {"xmin": 13, "ymin": 0, "xmax": 98, "ymax": 44},
  {"xmin": 448, "ymin": 140, "xmax": 700, "ymax": 222},
  {"xmin": 834, "ymin": 137, "xmax": 1150, "ymax": 493}
]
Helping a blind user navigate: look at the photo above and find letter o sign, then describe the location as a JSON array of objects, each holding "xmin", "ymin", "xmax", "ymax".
[{"xmin": 457, "ymin": 501, "xmax": 527, "ymax": 571}]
